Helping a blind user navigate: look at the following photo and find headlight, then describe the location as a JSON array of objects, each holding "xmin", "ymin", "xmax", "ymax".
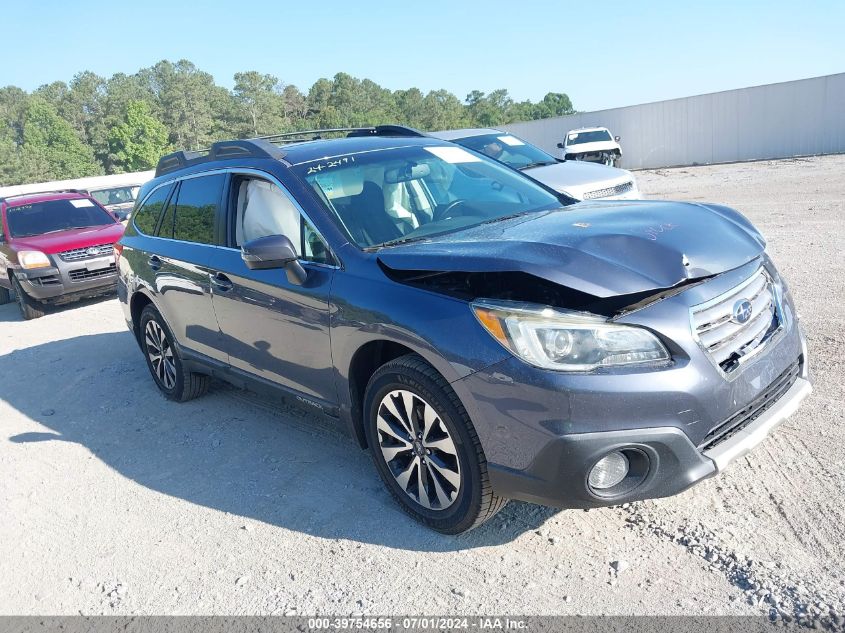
[
  {"xmin": 18, "ymin": 250, "xmax": 52, "ymax": 270},
  {"xmin": 471, "ymin": 299, "xmax": 670, "ymax": 371}
]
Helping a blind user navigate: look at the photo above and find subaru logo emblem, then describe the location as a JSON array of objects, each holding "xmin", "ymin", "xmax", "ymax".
[{"xmin": 732, "ymin": 299, "xmax": 753, "ymax": 324}]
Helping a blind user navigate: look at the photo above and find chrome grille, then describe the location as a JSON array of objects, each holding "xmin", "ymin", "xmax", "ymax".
[
  {"xmin": 582, "ymin": 180, "xmax": 634, "ymax": 200},
  {"xmin": 691, "ymin": 268, "xmax": 781, "ymax": 373},
  {"xmin": 58, "ymin": 243, "xmax": 114, "ymax": 262},
  {"xmin": 68, "ymin": 263, "xmax": 117, "ymax": 282}
]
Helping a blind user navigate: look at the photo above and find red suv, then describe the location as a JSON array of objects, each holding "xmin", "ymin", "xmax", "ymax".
[{"xmin": 0, "ymin": 190, "xmax": 125, "ymax": 319}]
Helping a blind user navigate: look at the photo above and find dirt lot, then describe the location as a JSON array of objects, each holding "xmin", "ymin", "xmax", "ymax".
[{"xmin": 1, "ymin": 156, "xmax": 843, "ymax": 622}]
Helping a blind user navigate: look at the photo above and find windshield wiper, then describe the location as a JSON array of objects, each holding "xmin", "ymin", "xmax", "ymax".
[
  {"xmin": 372, "ymin": 235, "xmax": 431, "ymax": 249},
  {"xmin": 517, "ymin": 161, "xmax": 555, "ymax": 170},
  {"xmin": 371, "ymin": 210, "xmax": 545, "ymax": 248},
  {"xmin": 479, "ymin": 211, "xmax": 535, "ymax": 225},
  {"xmin": 37, "ymin": 228, "xmax": 78, "ymax": 235}
]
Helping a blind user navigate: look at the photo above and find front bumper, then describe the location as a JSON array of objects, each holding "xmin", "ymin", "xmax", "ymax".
[
  {"xmin": 564, "ymin": 150, "xmax": 620, "ymax": 164},
  {"xmin": 17, "ymin": 253, "xmax": 117, "ymax": 303},
  {"xmin": 704, "ymin": 375, "xmax": 811, "ymax": 472},
  {"xmin": 479, "ymin": 370, "xmax": 811, "ymax": 508},
  {"xmin": 450, "ymin": 261, "xmax": 810, "ymax": 508}
]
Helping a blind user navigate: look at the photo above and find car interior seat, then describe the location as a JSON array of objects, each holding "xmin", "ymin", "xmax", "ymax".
[{"xmin": 345, "ymin": 182, "xmax": 406, "ymax": 245}]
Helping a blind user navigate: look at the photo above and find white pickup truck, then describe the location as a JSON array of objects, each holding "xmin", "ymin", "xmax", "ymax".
[{"xmin": 558, "ymin": 127, "xmax": 623, "ymax": 167}]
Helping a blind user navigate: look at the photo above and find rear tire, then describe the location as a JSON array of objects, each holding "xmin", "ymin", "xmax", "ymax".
[
  {"xmin": 11, "ymin": 275, "xmax": 46, "ymax": 320},
  {"xmin": 139, "ymin": 305, "xmax": 209, "ymax": 402},
  {"xmin": 363, "ymin": 353, "xmax": 507, "ymax": 534}
]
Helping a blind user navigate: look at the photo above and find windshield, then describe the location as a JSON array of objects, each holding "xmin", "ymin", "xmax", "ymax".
[
  {"xmin": 567, "ymin": 130, "xmax": 612, "ymax": 145},
  {"xmin": 89, "ymin": 186, "xmax": 140, "ymax": 207},
  {"xmin": 452, "ymin": 133, "xmax": 557, "ymax": 170},
  {"xmin": 293, "ymin": 144, "xmax": 563, "ymax": 248},
  {"xmin": 6, "ymin": 198, "xmax": 116, "ymax": 238}
]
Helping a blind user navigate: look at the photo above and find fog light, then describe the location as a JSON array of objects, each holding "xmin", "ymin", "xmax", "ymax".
[{"xmin": 588, "ymin": 452, "xmax": 629, "ymax": 490}]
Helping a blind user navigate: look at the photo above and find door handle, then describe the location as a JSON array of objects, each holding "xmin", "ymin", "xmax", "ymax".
[
  {"xmin": 148, "ymin": 255, "xmax": 162, "ymax": 271},
  {"xmin": 209, "ymin": 272, "xmax": 234, "ymax": 292}
]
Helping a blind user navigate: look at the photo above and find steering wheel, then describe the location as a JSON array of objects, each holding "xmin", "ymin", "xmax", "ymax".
[{"xmin": 433, "ymin": 199, "xmax": 469, "ymax": 222}]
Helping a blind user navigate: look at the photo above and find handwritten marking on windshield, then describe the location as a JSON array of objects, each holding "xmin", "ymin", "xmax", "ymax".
[
  {"xmin": 306, "ymin": 156, "xmax": 356, "ymax": 175},
  {"xmin": 644, "ymin": 223, "xmax": 678, "ymax": 241}
]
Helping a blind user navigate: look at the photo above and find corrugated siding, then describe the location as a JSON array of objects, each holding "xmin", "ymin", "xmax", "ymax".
[{"xmin": 501, "ymin": 73, "xmax": 845, "ymax": 169}]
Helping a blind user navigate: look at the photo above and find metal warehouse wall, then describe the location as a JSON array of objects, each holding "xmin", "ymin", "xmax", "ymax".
[{"xmin": 501, "ymin": 73, "xmax": 845, "ymax": 170}]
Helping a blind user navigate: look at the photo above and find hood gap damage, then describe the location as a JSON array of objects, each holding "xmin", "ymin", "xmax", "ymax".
[{"xmin": 379, "ymin": 262, "xmax": 713, "ymax": 318}]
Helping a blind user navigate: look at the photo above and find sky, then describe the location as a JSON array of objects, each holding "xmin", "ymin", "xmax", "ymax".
[{"xmin": 2, "ymin": 0, "xmax": 844, "ymax": 112}]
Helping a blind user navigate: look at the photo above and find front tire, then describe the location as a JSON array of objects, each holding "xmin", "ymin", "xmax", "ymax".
[
  {"xmin": 363, "ymin": 354, "xmax": 507, "ymax": 534},
  {"xmin": 11, "ymin": 275, "xmax": 46, "ymax": 320},
  {"xmin": 139, "ymin": 305, "xmax": 209, "ymax": 402}
]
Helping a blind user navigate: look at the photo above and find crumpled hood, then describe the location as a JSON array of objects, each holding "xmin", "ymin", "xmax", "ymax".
[
  {"xmin": 377, "ymin": 200, "xmax": 765, "ymax": 298},
  {"xmin": 524, "ymin": 161, "xmax": 632, "ymax": 196}
]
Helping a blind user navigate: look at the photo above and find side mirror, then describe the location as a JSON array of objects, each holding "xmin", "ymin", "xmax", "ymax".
[
  {"xmin": 556, "ymin": 142, "xmax": 565, "ymax": 149},
  {"xmin": 241, "ymin": 234, "xmax": 307, "ymax": 285},
  {"xmin": 614, "ymin": 135, "xmax": 621, "ymax": 142}
]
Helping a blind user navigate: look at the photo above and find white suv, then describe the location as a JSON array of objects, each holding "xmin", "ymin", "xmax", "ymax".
[{"xmin": 558, "ymin": 127, "xmax": 623, "ymax": 167}]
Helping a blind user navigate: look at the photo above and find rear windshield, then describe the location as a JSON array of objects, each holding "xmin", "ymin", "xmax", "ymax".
[
  {"xmin": 567, "ymin": 130, "xmax": 612, "ymax": 145},
  {"xmin": 5, "ymin": 198, "xmax": 116, "ymax": 238},
  {"xmin": 453, "ymin": 133, "xmax": 557, "ymax": 170},
  {"xmin": 89, "ymin": 186, "xmax": 140, "ymax": 207}
]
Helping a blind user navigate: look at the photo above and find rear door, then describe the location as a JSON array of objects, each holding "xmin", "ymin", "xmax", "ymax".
[
  {"xmin": 148, "ymin": 173, "xmax": 228, "ymax": 363},
  {"xmin": 207, "ymin": 171, "xmax": 337, "ymax": 406}
]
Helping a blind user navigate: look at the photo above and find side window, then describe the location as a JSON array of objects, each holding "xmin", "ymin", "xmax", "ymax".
[
  {"xmin": 234, "ymin": 177, "xmax": 333, "ymax": 265},
  {"xmin": 133, "ymin": 184, "xmax": 173, "ymax": 235},
  {"xmin": 171, "ymin": 174, "xmax": 225, "ymax": 244},
  {"xmin": 302, "ymin": 217, "xmax": 333, "ymax": 264}
]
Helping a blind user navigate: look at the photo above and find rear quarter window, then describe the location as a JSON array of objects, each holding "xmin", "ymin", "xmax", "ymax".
[{"xmin": 133, "ymin": 184, "xmax": 174, "ymax": 235}]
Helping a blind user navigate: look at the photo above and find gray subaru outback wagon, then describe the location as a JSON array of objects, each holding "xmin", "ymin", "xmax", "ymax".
[{"xmin": 117, "ymin": 126, "xmax": 811, "ymax": 533}]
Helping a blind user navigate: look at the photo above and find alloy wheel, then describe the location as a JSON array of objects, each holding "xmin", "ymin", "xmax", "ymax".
[
  {"xmin": 145, "ymin": 320, "xmax": 177, "ymax": 390},
  {"xmin": 376, "ymin": 389, "xmax": 461, "ymax": 510}
]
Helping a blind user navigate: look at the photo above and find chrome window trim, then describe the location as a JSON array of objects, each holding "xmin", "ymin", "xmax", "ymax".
[
  {"xmin": 132, "ymin": 167, "xmax": 341, "ymax": 270},
  {"xmin": 688, "ymin": 266, "xmax": 785, "ymax": 381}
]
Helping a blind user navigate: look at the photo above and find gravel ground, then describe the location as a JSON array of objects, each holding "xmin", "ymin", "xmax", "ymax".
[{"xmin": 0, "ymin": 155, "xmax": 843, "ymax": 622}]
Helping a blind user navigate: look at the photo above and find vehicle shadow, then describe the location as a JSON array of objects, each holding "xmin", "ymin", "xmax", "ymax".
[
  {"xmin": 2, "ymin": 331, "xmax": 561, "ymax": 551},
  {"xmin": 0, "ymin": 291, "xmax": 117, "ymax": 322}
]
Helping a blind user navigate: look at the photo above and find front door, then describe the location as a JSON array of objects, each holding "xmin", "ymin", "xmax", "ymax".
[{"xmin": 208, "ymin": 174, "xmax": 337, "ymax": 406}]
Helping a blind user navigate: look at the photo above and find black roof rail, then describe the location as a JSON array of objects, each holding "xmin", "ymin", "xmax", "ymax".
[
  {"xmin": 155, "ymin": 138, "xmax": 287, "ymax": 177},
  {"xmin": 154, "ymin": 125, "xmax": 427, "ymax": 177},
  {"xmin": 258, "ymin": 125, "xmax": 426, "ymax": 144},
  {"xmin": 0, "ymin": 188, "xmax": 87, "ymax": 204}
]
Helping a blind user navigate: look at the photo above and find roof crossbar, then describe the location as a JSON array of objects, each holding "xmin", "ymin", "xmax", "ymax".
[{"xmin": 257, "ymin": 125, "xmax": 425, "ymax": 144}]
